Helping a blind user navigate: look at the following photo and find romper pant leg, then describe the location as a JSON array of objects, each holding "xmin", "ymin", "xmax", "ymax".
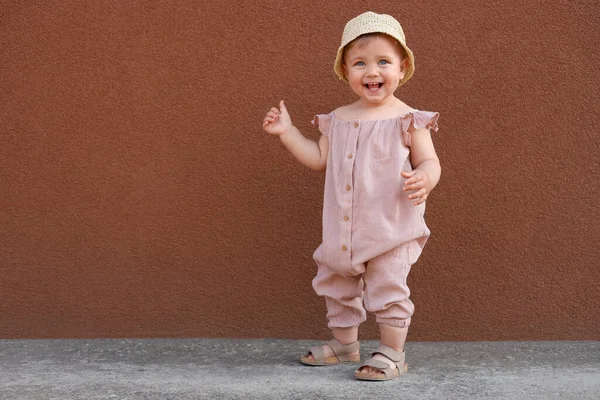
[
  {"xmin": 363, "ymin": 242, "xmax": 420, "ymax": 328},
  {"xmin": 312, "ymin": 258, "xmax": 367, "ymax": 329}
]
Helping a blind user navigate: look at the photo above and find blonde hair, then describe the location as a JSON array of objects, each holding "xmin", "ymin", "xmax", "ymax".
[{"xmin": 342, "ymin": 32, "xmax": 408, "ymax": 66}]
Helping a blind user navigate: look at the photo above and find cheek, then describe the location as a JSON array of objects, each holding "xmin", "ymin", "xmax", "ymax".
[
  {"xmin": 347, "ymin": 71, "xmax": 360, "ymax": 83},
  {"xmin": 389, "ymin": 65, "xmax": 404, "ymax": 79}
]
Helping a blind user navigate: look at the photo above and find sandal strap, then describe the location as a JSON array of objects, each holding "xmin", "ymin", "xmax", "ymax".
[
  {"xmin": 307, "ymin": 339, "xmax": 360, "ymax": 363},
  {"xmin": 307, "ymin": 345, "xmax": 325, "ymax": 363},
  {"xmin": 326, "ymin": 339, "xmax": 360, "ymax": 358},
  {"xmin": 371, "ymin": 345, "xmax": 405, "ymax": 370}
]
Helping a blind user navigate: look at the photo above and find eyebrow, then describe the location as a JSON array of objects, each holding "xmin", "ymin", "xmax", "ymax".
[{"xmin": 348, "ymin": 55, "xmax": 393, "ymax": 63}]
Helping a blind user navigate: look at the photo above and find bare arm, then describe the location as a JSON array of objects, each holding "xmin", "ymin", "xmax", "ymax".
[
  {"xmin": 263, "ymin": 100, "xmax": 328, "ymax": 171},
  {"xmin": 280, "ymin": 128, "xmax": 328, "ymax": 171},
  {"xmin": 402, "ymin": 127, "xmax": 441, "ymax": 205}
]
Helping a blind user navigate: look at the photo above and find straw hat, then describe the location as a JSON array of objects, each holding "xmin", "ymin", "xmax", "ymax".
[{"xmin": 334, "ymin": 11, "xmax": 415, "ymax": 87}]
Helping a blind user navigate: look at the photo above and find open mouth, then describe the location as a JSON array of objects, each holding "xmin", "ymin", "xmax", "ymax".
[{"xmin": 365, "ymin": 83, "xmax": 383, "ymax": 91}]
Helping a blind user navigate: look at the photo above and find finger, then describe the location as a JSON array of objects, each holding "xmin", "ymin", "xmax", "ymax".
[
  {"xmin": 279, "ymin": 100, "xmax": 288, "ymax": 114},
  {"xmin": 403, "ymin": 172, "xmax": 423, "ymax": 184},
  {"xmin": 403, "ymin": 177, "xmax": 420, "ymax": 187},
  {"xmin": 266, "ymin": 111, "xmax": 279, "ymax": 119},
  {"xmin": 270, "ymin": 107, "xmax": 280, "ymax": 114},
  {"xmin": 401, "ymin": 170, "xmax": 416, "ymax": 179},
  {"xmin": 408, "ymin": 188, "xmax": 427, "ymax": 200},
  {"xmin": 414, "ymin": 193, "xmax": 428, "ymax": 205},
  {"xmin": 403, "ymin": 180, "xmax": 425, "ymax": 191}
]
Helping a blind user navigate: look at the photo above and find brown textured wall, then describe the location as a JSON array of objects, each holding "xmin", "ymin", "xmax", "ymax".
[{"xmin": 1, "ymin": 0, "xmax": 599, "ymax": 340}]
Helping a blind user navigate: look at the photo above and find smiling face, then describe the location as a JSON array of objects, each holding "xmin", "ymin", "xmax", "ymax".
[{"xmin": 343, "ymin": 34, "xmax": 407, "ymax": 107}]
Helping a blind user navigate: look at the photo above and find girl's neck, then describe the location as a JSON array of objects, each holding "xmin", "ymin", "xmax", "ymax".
[
  {"xmin": 352, "ymin": 96, "xmax": 405, "ymax": 117},
  {"xmin": 358, "ymin": 95, "xmax": 400, "ymax": 109}
]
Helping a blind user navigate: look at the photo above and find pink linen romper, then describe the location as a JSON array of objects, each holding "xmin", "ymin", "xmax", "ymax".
[{"xmin": 311, "ymin": 110, "xmax": 439, "ymax": 329}]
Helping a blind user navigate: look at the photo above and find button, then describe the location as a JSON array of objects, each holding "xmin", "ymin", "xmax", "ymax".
[
  {"xmin": 341, "ymin": 245, "xmax": 348, "ymax": 251},
  {"xmin": 343, "ymin": 216, "xmax": 349, "ymax": 221},
  {"xmin": 353, "ymin": 122, "xmax": 359, "ymax": 128},
  {"xmin": 345, "ymin": 185, "xmax": 351, "ymax": 191},
  {"xmin": 348, "ymin": 154, "xmax": 353, "ymax": 159}
]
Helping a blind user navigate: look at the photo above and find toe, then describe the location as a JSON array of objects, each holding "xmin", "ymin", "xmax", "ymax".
[{"xmin": 359, "ymin": 365, "xmax": 390, "ymax": 377}]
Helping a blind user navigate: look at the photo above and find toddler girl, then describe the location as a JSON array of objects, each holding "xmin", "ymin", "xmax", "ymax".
[{"xmin": 262, "ymin": 11, "xmax": 441, "ymax": 381}]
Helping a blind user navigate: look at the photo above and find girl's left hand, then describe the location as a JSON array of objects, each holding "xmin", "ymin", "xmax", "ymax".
[{"xmin": 401, "ymin": 170, "xmax": 431, "ymax": 205}]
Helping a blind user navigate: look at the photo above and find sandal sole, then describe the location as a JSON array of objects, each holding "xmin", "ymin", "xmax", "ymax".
[{"xmin": 300, "ymin": 354, "xmax": 361, "ymax": 366}]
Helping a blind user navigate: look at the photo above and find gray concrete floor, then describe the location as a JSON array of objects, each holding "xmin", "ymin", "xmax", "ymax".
[{"xmin": 0, "ymin": 339, "xmax": 599, "ymax": 399}]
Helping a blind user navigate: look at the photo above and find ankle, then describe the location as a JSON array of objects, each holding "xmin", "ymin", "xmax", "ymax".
[
  {"xmin": 379, "ymin": 324, "xmax": 408, "ymax": 351},
  {"xmin": 331, "ymin": 326, "xmax": 359, "ymax": 345},
  {"xmin": 381, "ymin": 343, "xmax": 404, "ymax": 352}
]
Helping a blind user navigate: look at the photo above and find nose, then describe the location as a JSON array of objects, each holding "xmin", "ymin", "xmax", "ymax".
[{"xmin": 366, "ymin": 64, "xmax": 380, "ymax": 77}]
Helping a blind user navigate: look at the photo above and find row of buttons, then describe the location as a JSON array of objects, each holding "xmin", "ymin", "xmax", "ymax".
[
  {"xmin": 342, "ymin": 124, "xmax": 358, "ymax": 252},
  {"xmin": 342, "ymin": 212, "xmax": 350, "ymax": 250}
]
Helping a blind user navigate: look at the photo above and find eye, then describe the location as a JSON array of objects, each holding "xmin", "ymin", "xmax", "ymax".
[
  {"xmin": 355, "ymin": 61, "xmax": 365, "ymax": 67},
  {"xmin": 379, "ymin": 60, "xmax": 389, "ymax": 65}
]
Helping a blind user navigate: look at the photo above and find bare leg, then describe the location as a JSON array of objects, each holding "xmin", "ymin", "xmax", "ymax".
[
  {"xmin": 380, "ymin": 324, "xmax": 408, "ymax": 350},
  {"xmin": 359, "ymin": 324, "xmax": 408, "ymax": 375},
  {"xmin": 304, "ymin": 326, "xmax": 359, "ymax": 361},
  {"xmin": 333, "ymin": 326, "xmax": 359, "ymax": 344}
]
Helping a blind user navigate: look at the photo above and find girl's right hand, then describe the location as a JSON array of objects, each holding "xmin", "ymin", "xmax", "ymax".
[{"xmin": 262, "ymin": 100, "xmax": 293, "ymax": 136}]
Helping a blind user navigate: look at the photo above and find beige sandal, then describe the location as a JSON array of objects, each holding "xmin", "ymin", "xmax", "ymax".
[
  {"xmin": 354, "ymin": 345, "xmax": 408, "ymax": 381},
  {"xmin": 299, "ymin": 339, "xmax": 360, "ymax": 366}
]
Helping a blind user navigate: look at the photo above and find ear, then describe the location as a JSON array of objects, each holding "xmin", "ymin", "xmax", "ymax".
[
  {"xmin": 342, "ymin": 64, "xmax": 348, "ymax": 79},
  {"xmin": 398, "ymin": 58, "xmax": 408, "ymax": 79}
]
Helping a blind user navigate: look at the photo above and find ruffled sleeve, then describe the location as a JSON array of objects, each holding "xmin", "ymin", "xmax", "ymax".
[
  {"xmin": 400, "ymin": 110, "xmax": 440, "ymax": 147},
  {"xmin": 313, "ymin": 113, "xmax": 333, "ymax": 136}
]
